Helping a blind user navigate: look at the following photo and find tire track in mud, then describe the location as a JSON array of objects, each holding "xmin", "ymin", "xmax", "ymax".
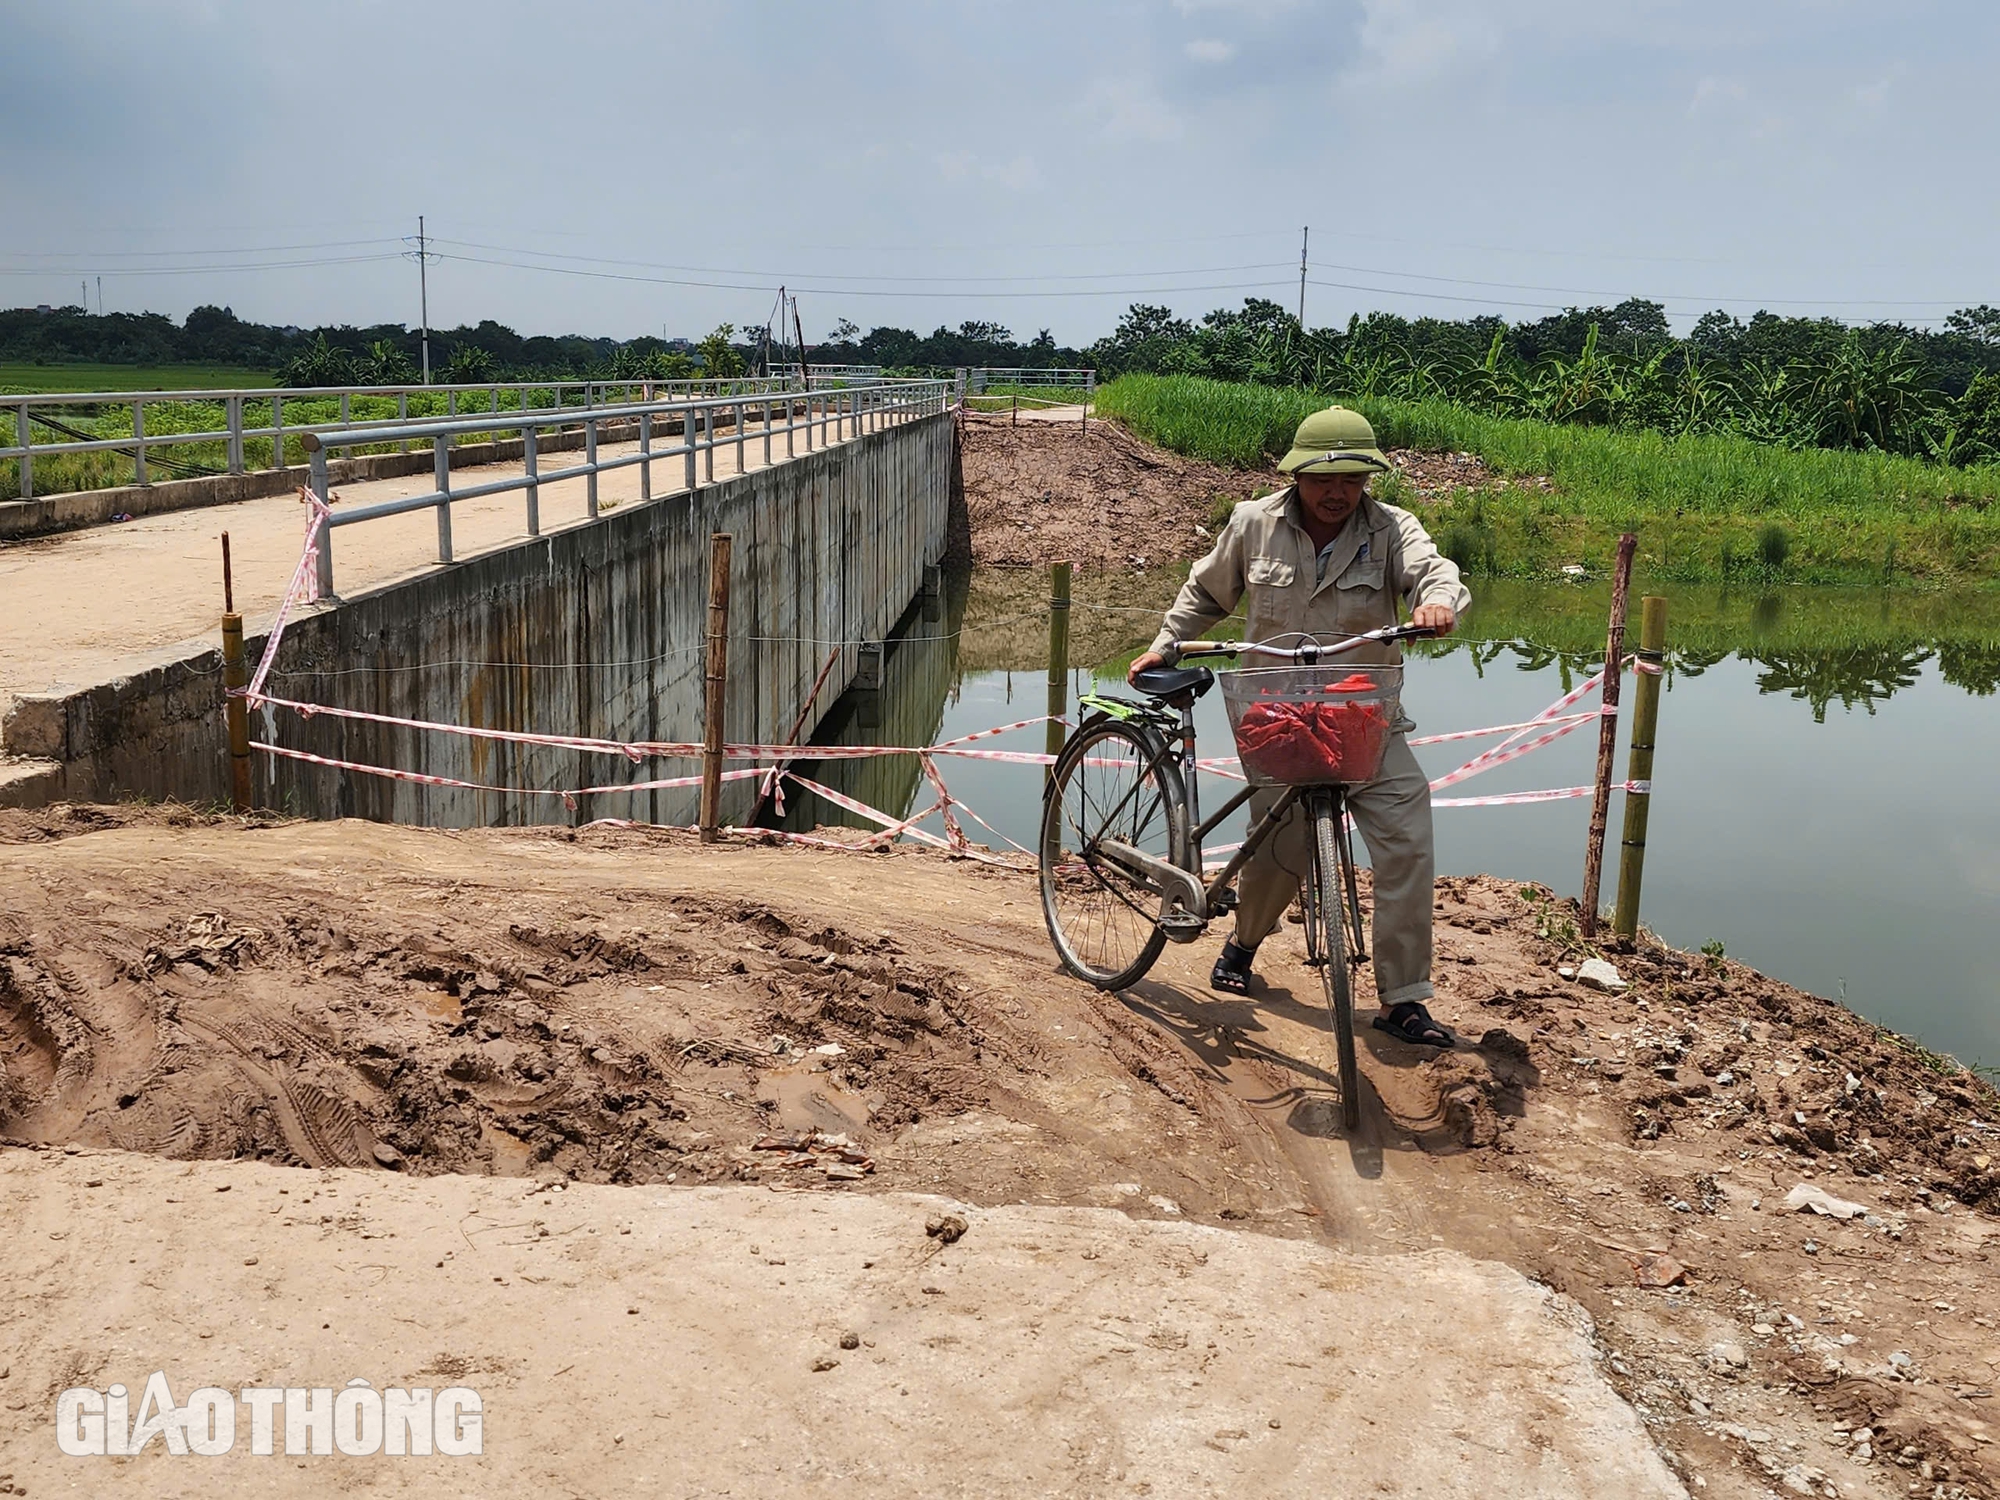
[{"xmin": 172, "ymin": 1012, "xmax": 372, "ymax": 1169}]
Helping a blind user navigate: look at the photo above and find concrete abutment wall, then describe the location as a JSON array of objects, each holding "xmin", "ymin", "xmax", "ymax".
[{"xmin": 5, "ymin": 411, "xmax": 956, "ymax": 825}]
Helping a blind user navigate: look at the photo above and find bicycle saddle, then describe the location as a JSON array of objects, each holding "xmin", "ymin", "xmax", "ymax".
[{"xmin": 1131, "ymin": 665, "xmax": 1215, "ymax": 701}]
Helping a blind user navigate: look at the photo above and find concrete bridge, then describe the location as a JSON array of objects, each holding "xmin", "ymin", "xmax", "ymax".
[{"xmin": 0, "ymin": 382, "xmax": 960, "ymax": 824}]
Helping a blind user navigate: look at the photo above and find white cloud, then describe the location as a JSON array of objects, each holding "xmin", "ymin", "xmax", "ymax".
[
  {"xmin": 1852, "ymin": 72, "xmax": 1895, "ymax": 109},
  {"xmin": 1688, "ymin": 75, "xmax": 1748, "ymax": 115},
  {"xmin": 1172, "ymin": 0, "xmax": 1302, "ymax": 14},
  {"xmin": 1185, "ymin": 37, "xmax": 1237, "ymax": 63},
  {"xmin": 932, "ymin": 149, "xmax": 1040, "ymax": 192},
  {"xmin": 1348, "ymin": 0, "xmax": 1501, "ymax": 87},
  {"xmin": 985, "ymin": 154, "xmax": 1042, "ymax": 192},
  {"xmin": 1083, "ymin": 77, "xmax": 1184, "ymax": 143}
]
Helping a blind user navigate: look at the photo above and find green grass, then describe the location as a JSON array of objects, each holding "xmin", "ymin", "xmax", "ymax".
[
  {"xmin": 0, "ymin": 363, "xmax": 275, "ymax": 394},
  {"xmin": 971, "ymin": 382, "xmax": 1093, "ymax": 407},
  {"xmin": 1, "ymin": 387, "xmax": 571, "ymax": 502},
  {"xmin": 1094, "ymin": 373, "xmax": 2000, "ymax": 585}
]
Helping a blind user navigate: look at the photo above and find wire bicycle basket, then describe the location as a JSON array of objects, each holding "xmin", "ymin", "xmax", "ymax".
[{"xmin": 1219, "ymin": 663, "xmax": 1402, "ymax": 787}]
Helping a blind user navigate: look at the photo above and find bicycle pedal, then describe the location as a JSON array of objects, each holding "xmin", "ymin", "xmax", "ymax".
[{"xmin": 1158, "ymin": 913, "xmax": 1206, "ymax": 944}]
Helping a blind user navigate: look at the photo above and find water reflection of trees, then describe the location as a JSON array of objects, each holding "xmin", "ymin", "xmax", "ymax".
[
  {"xmin": 1420, "ymin": 635, "xmax": 2000, "ymax": 721},
  {"xmin": 1752, "ymin": 647, "xmax": 1928, "ymax": 722}
]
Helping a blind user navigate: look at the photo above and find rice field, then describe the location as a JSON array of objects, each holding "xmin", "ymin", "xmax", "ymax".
[
  {"xmin": 1093, "ymin": 374, "xmax": 2000, "ymax": 585},
  {"xmin": 0, "ymin": 387, "xmax": 563, "ymax": 502},
  {"xmin": 0, "ymin": 363, "xmax": 275, "ymax": 394}
]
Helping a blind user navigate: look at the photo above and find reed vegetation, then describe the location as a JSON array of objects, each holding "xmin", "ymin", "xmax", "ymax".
[{"xmin": 1094, "ymin": 374, "xmax": 2000, "ymax": 586}]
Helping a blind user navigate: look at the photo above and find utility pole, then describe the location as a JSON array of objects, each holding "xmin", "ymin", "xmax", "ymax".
[
  {"xmin": 792, "ymin": 296, "xmax": 811, "ymax": 390},
  {"xmin": 417, "ymin": 214, "xmax": 432, "ymax": 385},
  {"xmin": 1297, "ymin": 225, "xmax": 1309, "ymax": 328},
  {"xmin": 95, "ymin": 276, "xmax": 102, "ymax": 316}
]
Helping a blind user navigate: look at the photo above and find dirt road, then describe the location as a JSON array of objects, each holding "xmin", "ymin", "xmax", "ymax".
[{"xmin": 0, "ymin": 807, "xmax": 1995, "ymax": 1496}]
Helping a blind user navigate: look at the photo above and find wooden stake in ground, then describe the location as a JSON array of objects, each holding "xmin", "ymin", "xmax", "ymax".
[
  {"xmin": 219, "ymin": 532, "xmax": 252, "ymax": 813},
  {"xmin": 699, "ymin": 532, "xmax": 734, "ymax": 842},
  {"xmin": 1045, "ymin": 562, "xmax": 1072, "ymax": 783},
  {"xmin": 1580, "ymin": 533, "xmax": 1637, "ymax": 938},
  {"xmin": 1613, "ymin": 596, "xmax": 1668, "ymax": 940}
]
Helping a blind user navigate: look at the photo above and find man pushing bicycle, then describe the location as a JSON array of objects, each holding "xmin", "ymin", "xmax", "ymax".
[{"xmin": 1127, "ymin": 404, "xmax": 1470, "ymax": 1047}]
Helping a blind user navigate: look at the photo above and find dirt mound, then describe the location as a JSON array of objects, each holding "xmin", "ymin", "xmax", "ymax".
[
  {"xmin": 0, "ymin": 844, "xmax": 1015, "ymax": 1188},
  {"xmin": 958, "ymin": 416, "xmax": 1549, "ymax": 572},
  {"xmin": 959, "ymin": 410, "xmax": 1280, "ymax": 568},
  {"xmin": 1428, "ymin": 874, "xmax": 1999, "ymax": 1211}
]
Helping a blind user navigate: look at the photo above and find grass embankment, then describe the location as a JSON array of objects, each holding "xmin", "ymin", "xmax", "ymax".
[
  {"xmin": 1093, "ymin": 374, "xmax": 2000, "ymax": 586},
  {"xmin": 0, "ymin": 363, "xmax": 274, "ymax": 394},
  {"xmin": 0, "ymin": 387, "xmax": 556, "ymax": 503}
]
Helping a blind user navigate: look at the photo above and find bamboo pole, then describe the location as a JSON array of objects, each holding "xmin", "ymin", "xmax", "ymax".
[
  {"xmin": 1614, "ymin": 596, "xmax": 1668, "ymax": 940},
  {"xmin": 1045, "ymin": 561, "xmax": 1072, "ymax": 783},
  {"xmin": 1580, "ymin": 532, "xmax": 1637, "ymax": 938},
  {"xmin": 219, "ymin": 532, "xmax": 252, "ymax": 813},
  {"xmin": 698, "ymin": 532, "xmax": 734, "ymax": 842}
]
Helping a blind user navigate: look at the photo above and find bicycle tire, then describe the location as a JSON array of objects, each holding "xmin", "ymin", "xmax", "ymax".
[
  {"xmin": 1310, "ymin": 792, "xmax": 1362, "ymax": 1131},
  {"xmin": 1039, "ymin": 718, "xmax": 1189, "ymax": 990}
]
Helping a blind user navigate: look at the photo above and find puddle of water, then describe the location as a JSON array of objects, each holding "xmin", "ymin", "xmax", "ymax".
[
  {"xmin": 419, "ymin": 990, "xmax": 463, "ymax": 1023},
  {"xmin": 755, "ymin": 1062, "xmax": 874, "ymax": 1137},
  {"xmin": 483, "ymin": 1123, "xmax": 532, "ymax": 1175},
  {"xmin": 782, "ymin": 568, "xmax": 2000, "ymax": 1072}
]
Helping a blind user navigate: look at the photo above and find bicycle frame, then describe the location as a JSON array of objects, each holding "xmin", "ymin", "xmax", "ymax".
[{"xmin": 1082, "ymin": 623, "xmax": 1440, "ymax": 941}]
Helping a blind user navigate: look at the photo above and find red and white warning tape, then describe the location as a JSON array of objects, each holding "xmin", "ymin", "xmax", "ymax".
[{"xmin": 240, "ymin": 504, "xmax": 1656, "ymax": 853}]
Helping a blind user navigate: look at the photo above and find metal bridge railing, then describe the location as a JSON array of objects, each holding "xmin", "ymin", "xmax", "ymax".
[
  {"xmin": 964, "ymin": 367, "xmax": 1096, "ymax": 395},
  {"xmin": 299, "ymin": 378, "xmax": 953, "ymax": 597},
  {"xmin": 0, "ymin": 376, "xmax": 797, "ymax": 503}
]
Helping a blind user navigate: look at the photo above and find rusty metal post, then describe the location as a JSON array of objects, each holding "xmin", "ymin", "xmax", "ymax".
[
  {"xmin": 698, "ymin": 532, "xmax": 734, "ymax": 841},
  {"xmin": 220, "ymin": 533, "xmax": 252, "ymax": 812},
  {"xmin": 1580, "ymin": 533, "xmax": 1637, "ymax": 937},
  {"xmin": 1045, "ymin": 562, "xmax": 1072, "ymax": 784},
  {"xmin": 1614, "ymin": 597, "xmax": 1669, "ymax": 940}
]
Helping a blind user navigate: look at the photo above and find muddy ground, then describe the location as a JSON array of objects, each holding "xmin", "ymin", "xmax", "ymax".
[
  {"xmin": 958, "ymin": 410, "xmax": 1518, "ymax": 570},
  {"xmin": 1, "ymin": 804, "xmax": 1996, "ymax": 1498}
]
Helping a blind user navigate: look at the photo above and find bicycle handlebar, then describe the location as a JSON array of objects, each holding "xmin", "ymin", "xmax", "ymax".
[{"xmin": 1171, "ymin": 621, "xmax": 1438, "ymax": 663}]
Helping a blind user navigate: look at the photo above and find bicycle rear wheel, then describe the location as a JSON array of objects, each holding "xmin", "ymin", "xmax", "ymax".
[
  {"xmin": 1039, "ymin": 719, "xmax": 1189, "ymax": 989},
  {"xmin": 1308, "ymin": 791, "xmax": 1361, "ymax": 1131}
]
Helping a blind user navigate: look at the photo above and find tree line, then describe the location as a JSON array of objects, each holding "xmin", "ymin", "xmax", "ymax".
[
  {"xmin": 1084, "ymin": 297, "xmax": 2000, "ymax": 466},
  {"xmin": 0, "ymin": 305, "xmax": 755, "ymax": 387},
  {"xmin": 9, "ymin": 295, "xmax": 2000, "ymax": 463}
]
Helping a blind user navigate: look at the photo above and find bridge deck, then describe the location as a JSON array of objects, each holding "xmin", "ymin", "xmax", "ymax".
[{"xmin": 0, "ymin": 416, "xmax": 870, "ymax": 729}]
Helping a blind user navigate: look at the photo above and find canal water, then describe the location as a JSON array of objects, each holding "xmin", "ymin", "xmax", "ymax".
[{"xmin": 784, "ymin": 567, "xmax": 2000, "ymax": 1073}]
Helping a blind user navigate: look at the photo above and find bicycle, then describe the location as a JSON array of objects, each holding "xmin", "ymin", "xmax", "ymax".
[{"xmin": 1036, "ymin": 622, "xmax": 1437, "ymax": 1131}]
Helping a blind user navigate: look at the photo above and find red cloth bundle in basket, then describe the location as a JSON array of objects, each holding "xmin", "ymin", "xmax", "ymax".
[{"xmin": 1234, "ymin": 679, "xmax": 1391, "ymax": 785}]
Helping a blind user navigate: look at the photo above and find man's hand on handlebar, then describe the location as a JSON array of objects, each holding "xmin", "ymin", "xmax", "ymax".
[
  {"xmin": 1411, "ymin": 604, "xmax": 1457, "ymax": 636},
  {"xmin": 1126, "ymin": 650, "xmax": 1168, "ymax": 685}
]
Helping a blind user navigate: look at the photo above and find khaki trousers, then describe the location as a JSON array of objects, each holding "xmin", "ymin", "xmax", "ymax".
[{"xmin": 1229, "ymin": 732, "xmax": 1436, "ymax": 1008}]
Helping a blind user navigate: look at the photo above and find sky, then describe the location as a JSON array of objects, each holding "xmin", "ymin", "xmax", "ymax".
[{"xmin": 3, "ymin": 0, "xmax": 1996, "ymax": 346}]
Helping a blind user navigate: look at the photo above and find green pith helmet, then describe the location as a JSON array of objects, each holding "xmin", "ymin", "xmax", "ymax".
[{"xmin": 1276, "ymin": 404, "xmax": 1390, "ymax": 475}]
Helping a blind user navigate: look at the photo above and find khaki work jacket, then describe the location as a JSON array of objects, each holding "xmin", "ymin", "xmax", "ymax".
[{"xmin": 1150, "ymin": 487, "xmax": 1472, "ymax": 667}]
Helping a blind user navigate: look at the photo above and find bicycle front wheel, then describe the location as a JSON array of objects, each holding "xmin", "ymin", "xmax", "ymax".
[
  {"xmin": 1309, "ymin": 792, "xmax": 1361, "ymax": 1131},
  {"xmin": 1039, "ymin": 719, "xmax": 1189, "ymax": 989}
]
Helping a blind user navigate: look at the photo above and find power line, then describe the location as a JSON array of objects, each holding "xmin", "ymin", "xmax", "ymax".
[
  {"xmin": 1310, "ymin": 260, "xmax": 1981, "ymax": 311},
  {"xmin": 0, "ymin": 237, "xmax": 405, "ymax": 260},
  {"xmin": 0, "ymin": 253, "xmax": 406, "ymax": 278},
  {"xmin": 428, "ymin": 237, "xmax": 1295, "ymax": 284},
  {"xmin": 431, "ymin": 250, "xmax": 1294, "ymax": 299}
]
